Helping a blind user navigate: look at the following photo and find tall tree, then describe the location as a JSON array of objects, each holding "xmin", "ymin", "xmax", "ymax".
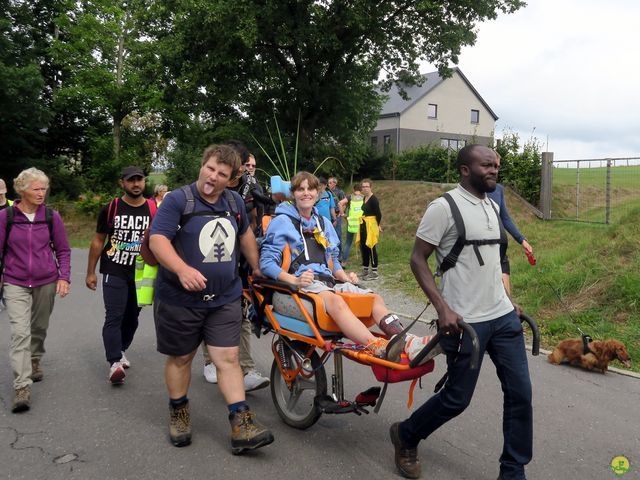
[
  {"xmin": 161, "ymin": 0, "xmax": 525, "ymax": 171},
  {"xmin": 51, "ymin": 0, "xmax": 163, "ymax": 180},
  {"xmin": 0, "ymin": 0, "xmax": 52, "ymax": 185}
]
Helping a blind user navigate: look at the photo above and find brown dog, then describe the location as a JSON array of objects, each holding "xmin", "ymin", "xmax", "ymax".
[{"xmin": 548, "ymin": 338, "xmax": 631, "ymax": 373}]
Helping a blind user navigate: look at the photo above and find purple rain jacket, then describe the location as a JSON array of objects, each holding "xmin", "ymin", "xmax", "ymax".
[{"xmin": 0, "ymin": 202, "xmax": 71, "ymax": 287}]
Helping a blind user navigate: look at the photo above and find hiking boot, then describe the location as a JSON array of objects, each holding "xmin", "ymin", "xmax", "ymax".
[
  {"xmin": 243, "ymin": 369, "xmax": 270, "ymax": 392},
  {"xmin": 12, "ymin": 386, "xmax": 31, "ymax": 413},
  {"xmin": 229, "ymin": 408, "xmax": 274, "ymax": 455},
  {"xmin": 120, "ymin": 351, "xmax": 131, "ymax": 369},
  {"xmin": 203, "ymin": 362, "xmax": 218, "ymax": 384},
  {"xmin": 109, "ymin": 362, "xmax": 126, "ymax": 385},
  {"xmin": 169, "ymin": 402, "xmax": 192, "ymax": 447},
  {"xmin": 31, "ymin": 358, "xmax": 43, "ymax": 382},
  {"xmin": 390, "ymin": 422, "xmax": 421, "ymax": 479},
  {"xmin": 367, "ymin": 270, "xmax": 379, "ymax": 280}
]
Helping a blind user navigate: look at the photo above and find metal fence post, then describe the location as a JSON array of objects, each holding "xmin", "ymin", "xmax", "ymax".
[
  {"xmin": 605, "ymin": 159, "xmax": 612, "ymax": 224},
  {"xmin": 540, "ymin": 152, "xmax": 553, "ymax": 220}
]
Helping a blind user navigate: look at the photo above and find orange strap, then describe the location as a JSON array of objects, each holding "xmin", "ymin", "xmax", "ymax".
[{"xmin": 407, "ymin": 378, "xmax": 419, "ymax": 409}]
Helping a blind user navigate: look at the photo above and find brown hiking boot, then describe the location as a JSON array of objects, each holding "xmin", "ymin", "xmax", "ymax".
[
  {"xmin": 169, "ymin": 402, "xmax": 192, "ymax": 447},
  {"xmin": 31, "ymin": 358, "xmax": 43, "ymax": 382},
  {"xmin": 390, "ymin": 422, "xmax": 421, "ymax": 479},
  {"xmin": 229, "ymin": 409, "xmax": 274, "ymax": 455},
  {"xmin": 12, "ymin": 386, "xmax": 31, "ymax": 413}
]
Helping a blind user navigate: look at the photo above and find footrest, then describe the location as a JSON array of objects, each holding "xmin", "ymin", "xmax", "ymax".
[{"xmin": 314, "ymin": 395, "xmax": 369, "ymax": 415}]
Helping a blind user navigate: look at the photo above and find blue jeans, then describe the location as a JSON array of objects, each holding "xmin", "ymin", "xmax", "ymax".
[
  {"xmin": 102, "ymin": 274, "xmax": 141, "ymax": 364},
  {"xmin": 342, "ymin": 230, "xmax": 355, "ymax": 262},
  {"xmin": 399, "ymin": 309, "xmax": 532, "ymax": 480},
  {"xmin": 334, "ymin": 217, "xmax": 343, "ymax": 257}
]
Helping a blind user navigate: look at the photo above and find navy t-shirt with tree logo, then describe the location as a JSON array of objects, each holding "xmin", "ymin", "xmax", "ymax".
[{"xmin": 150, "ymin": 183, "xmax": 249, "ymax": 309}]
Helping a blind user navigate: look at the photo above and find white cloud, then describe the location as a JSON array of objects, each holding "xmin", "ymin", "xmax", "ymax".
[{"xmin": 425, "ymin": 0, "xmax": 640, "ymax": 160}]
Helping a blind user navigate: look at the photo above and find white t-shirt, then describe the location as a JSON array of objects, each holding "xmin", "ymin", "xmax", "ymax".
[{"xmin": 416, "ymin": 185, "xmax": 513, "ymax": 323}]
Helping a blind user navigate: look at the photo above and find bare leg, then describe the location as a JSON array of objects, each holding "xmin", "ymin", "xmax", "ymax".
[
  {"xmin": 208, "ymin": 345, "xmax": 245, "ymax": 405},
  {"xmin": 318, "ymin": 291, "xmax": 376, "ymax": 345},
  {"xmin": 165, "ymin": 349, "xmax": 197, "ymax": 398},
  {"xmin": 370, "ymin": 294, "xmax": 390, "ymax": 324}
]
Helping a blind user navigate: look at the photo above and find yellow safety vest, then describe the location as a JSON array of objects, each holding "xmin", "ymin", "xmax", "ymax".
[
  {"xmin": 346, "ymin": 195, "xmax": 364, "ymax": 233},
  {"xmin": 135, "ymin": 256, "xmax": 158, "ymax": 306}
]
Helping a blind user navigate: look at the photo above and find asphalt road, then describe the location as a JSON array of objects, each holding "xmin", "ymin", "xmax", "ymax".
[{"xmin": 0, "ymin": 249, "xmax": 638, "ymax": 480}]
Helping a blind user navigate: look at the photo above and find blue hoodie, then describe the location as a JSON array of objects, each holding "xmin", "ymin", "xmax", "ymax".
[{"xmin": 260, "ymin": 201, "xmax": 342, "ymax": 280}]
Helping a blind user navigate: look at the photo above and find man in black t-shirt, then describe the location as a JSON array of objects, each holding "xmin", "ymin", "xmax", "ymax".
[{"xmin": 86, "ymin": 166, "xmax": 156, "ymax": 385}]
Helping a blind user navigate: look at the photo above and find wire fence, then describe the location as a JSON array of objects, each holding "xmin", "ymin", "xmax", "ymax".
[{"xmin": 551, "ymin": 157, "xmax": 640, "ymax": 224}]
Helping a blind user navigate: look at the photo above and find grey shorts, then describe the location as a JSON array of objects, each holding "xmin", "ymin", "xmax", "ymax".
[
  {"xmin": 302, "ymin": 280, "xmax": 372, "ymax": 295},
  {"xmin": 153, "ymin": 297, "xmax": 242, "ymax": 356},
  {"xmin": 273, "ymin": 281, "xmax": 373, "ymax": 320}
]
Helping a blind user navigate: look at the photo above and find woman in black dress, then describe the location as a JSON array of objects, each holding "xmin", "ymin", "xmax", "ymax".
[{"xmin": 359, "ymin": 179, "xmax": 382, "ymax": 280}]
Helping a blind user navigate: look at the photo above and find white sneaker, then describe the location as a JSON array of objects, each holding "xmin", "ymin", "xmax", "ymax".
[
  {"xmin": 243, "ymin": 369, "xmax": 269, "ymax": 392},
  {"xmin": 203, "ymin": 362, "xmax": 218, "ymax": 384},
  {"xmin": 120, "ymin": 351, "xmax": 131, "ymax": 369},
  {"xmin": 404, "ymin": 334, "xmax": 443, "ymax": 365},
  {"xmin": 109, "ymin": 362, "xmax": 126, "ymax": 385}
]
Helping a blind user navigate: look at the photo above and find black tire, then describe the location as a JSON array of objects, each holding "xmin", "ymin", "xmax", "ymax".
[{"xmin": 270, "ymin": 340, "xmax": 327, "ymax": 429}]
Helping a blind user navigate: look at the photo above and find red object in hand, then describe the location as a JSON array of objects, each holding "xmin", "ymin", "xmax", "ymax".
[{"xmin": 526, "ymin": 251, "xmax": 536, "ymax": 266}]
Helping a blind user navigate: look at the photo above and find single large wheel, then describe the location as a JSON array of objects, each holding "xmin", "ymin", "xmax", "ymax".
[{"xmin": 270, "ymin": 340, "xmax": 327, "ymax": 429}]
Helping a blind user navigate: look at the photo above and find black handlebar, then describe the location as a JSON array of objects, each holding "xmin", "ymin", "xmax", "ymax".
[
  {"xmin": 409, "ymin": 320, "xmax": 480, "ymax": 370},
  {"xmin": 519, "ymin": 312, "xmax": 540, "ymax": 356}
]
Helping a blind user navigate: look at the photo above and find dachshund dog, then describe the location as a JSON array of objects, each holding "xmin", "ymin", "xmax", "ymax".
[{"xmin": 548, "ymin": 338, "xmax": 631, "ymax": 373}]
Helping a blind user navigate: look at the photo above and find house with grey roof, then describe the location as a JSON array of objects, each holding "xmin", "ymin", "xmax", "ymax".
[{"xmin": 371, "ymin": 67, "xmax": 497, "ymax": 154}]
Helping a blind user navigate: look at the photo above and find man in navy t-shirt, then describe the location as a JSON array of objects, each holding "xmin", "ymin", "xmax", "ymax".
[{"xmin": 149, "ymin": 144, "xmax": 274, "ymax": 453}]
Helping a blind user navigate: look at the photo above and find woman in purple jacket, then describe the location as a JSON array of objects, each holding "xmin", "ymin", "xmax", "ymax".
[{"xmin": 0, "ymin": 168, "xmax": 71, "ymax": 413}]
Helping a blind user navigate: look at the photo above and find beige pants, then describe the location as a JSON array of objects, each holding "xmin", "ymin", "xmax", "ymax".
[
  {"xmin": 202, "ymin": 315, "xmax": 254, "ymax": 373},
  {"xmin": 4, "ymin": 282, "xmax": 56, "ymax": 389}
]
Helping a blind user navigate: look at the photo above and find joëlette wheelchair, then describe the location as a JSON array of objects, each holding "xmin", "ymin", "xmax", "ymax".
[
  {"xmin": 247, "ymin": 265, "xmax": 541, "ymax": 430},
  {"xmin": 247, "ymin": 215, "xmax": 540, "ymax": 429}
]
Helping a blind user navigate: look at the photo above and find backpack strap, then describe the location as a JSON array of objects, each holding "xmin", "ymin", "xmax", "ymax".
[
  {"xmin": 45, "ymin": 206, "xmax": 55, "ymax": 247},
  {"xmin": 179, "ymin": 184, "xmax": 195, "ymax": 219},
  {"xmin": 438, "ymin": 192, "xmax": 507, "ymax": 275},
  {"xmin": 1, "ymin": 206, "xmax": 14, "ymax": 271},
  {"xmin": 146, "ymin": 198, "xmax": 158, "ymax": 218},
  {"xmin": 106, "ymin": 198, "xmax": 119, "ymax": 229},
  {"xmin": 438, "ymin": 193, "xmax": 466, "ymax": 275},
  {"xmin": 223, "ymin": 189, "xmax": 242, "ymax": 224}
]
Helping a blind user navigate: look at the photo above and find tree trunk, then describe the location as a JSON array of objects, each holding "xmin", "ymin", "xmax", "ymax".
[{"xmin": 113, "ymin": 19, "xmax": 126, "ymax": 161}]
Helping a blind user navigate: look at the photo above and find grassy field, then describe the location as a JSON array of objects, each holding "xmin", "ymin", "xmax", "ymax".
[
  {"xmin": 553, "ymin": 164, "xmax": 640, "ymax": 188},
  {"xmin": 551, "ymin": 165, "xmax": 640, "ymax": 222},
  {"xmin": 371, "ymin": 180, "xmax": 640, "ymax": 373},
  {"xmin": 57, "ymin": 179, "xmax": 640, "ymax": 372}
]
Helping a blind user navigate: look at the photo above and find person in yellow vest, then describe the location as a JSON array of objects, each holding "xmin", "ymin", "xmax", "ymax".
[
  {"xmin": 0, "ymin": 178, "xmax": 13, "ymax": 210},
  {"xmin": 338, "ymin": 183, "xmax": 363, "ymax": 266}
]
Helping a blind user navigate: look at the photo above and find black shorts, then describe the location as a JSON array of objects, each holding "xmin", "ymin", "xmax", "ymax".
[{"xmin": 153, "ymin": 297, "xmax": 242, "ymax": 356}]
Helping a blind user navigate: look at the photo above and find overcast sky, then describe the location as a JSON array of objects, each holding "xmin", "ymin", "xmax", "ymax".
[{"xmin": 425, "ymin": 0, "xmax": 640, "ymax": 161}]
